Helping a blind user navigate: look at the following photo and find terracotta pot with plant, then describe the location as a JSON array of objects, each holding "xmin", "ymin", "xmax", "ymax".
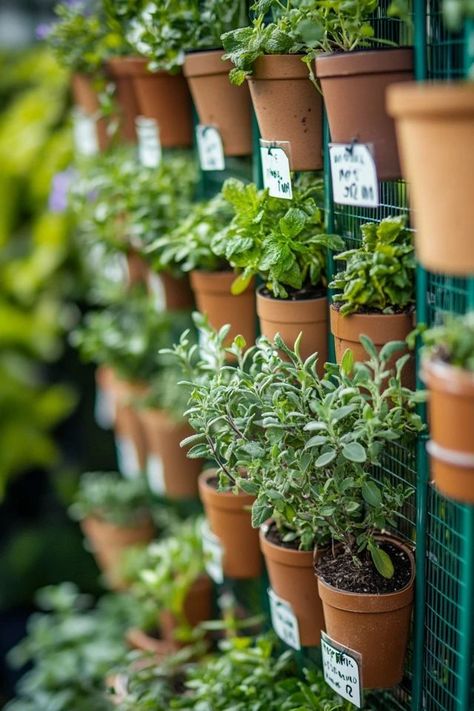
[
  {"xmin": 421, "ymin": 313, "xmax": 474, "ymax": 503},
  {"xmin": 71, "ymin": 472, "xmax": 155, "ymax": 590},
  {"xmin": 214, "ymin": 177, "xmax": 343, "ymax": 370},
  {"xmin": 329, "ymin": 216, "xmax": 416, "ymax": 385},
  {"xmin": 198, "ymin": 470, "xmax": 262, "ymax": 579},
  {"xmin": 222, "ymin": 3, "xmax": 325, "ymax": 170}
]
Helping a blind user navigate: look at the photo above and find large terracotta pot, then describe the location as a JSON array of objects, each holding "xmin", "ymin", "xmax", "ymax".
[
  {"xmin": 139, "ymin": 409, "xmax": 202, "ymax": 499},
  {"xmin": 159, "ymin": 575, "xmax": 213, "ymax": 642},
  {"xmin": 81, "ymin": 515, "xmax": 154, "ymax": 590},
  {"xmin": 330, "ymin": 305, "xmax": 415, "ymax": 385},
  {"xmin": 317, "ymin": 539, "xmax": 415, "ymax": 689},
  {"xmin": 315, "ymin": 48, "xmax": 413, "ymax": 180},
  {"xmin": 184, "ymin": 50, "xmax": 252, "ymax": 156},
  {"xmin": 247, "ymin": 55, "xmax": 323, "ymax": 171},
  {"xmin": 118, "ymin": 57, "xmax": 192, "ymax": 147},
  {"xmin": 109, "ymin": 374, "xmax": 149, "ymax": 477},
  {"xmin": 190, "ymin": 270, "xmax": 256, "ymax": 347},
  {"xmin": 387, "ymin": 82, "xmax": 474, "ymax": 275},
  {"xmin": 198, "ymin": 470, "xmax": 262, "ymax": 579},
  {"xmin": 146, "ymin": 269, "xmax": 195, "ymax": 311},
  {"xmin": 421, "ymin": 359, "xmax": 474, "ymax": 503},
  {"xmin": 260, "ymin": 527, "xmax": 324, "ymax": 647},
  {"xmin": 106, "ymin": 57, "xmax": 141, "ymax": 142},
  {"xmin": 71, "ymin": 73, "xmax": 109, "ymax": 150},
  {"xmin": 257, "ymin": 288, "xmax": 328, "ymax": 375}
]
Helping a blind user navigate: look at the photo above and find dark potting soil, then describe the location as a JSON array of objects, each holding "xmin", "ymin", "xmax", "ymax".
[
  {"xmin": 265, "ymin": 522, "xmax": 309, "ymax": 551},
  {"xmin": 316, "ymin": 542, "xmax": 412, "ymax": 595},
  {"xmin": 331, "ymin": 301, "xmax": 415, "ymax": 316},
  {"xmin": 259, "ymin": 285, "xmax": 326, "ymax": 302}
]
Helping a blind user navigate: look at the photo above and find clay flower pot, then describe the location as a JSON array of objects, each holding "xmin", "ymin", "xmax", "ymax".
[
  {"xmin": 183, "ymin": 50, "xmax": 252, "ymax": 156},
  {"xmin": 190, "ymin": 270, "xmax": 256, "ymax": 347},
  {"xmin": 146, "ymin": 269, "xmax": 195, "ymax": 311},
  {"xmin": 198, "ymin": 470, "xmax": 262, "ymax": 579},
  {"xmin": 317, "ymin": 539, "xmax": 415, "ymax": 689},
  {"xmin": 106, "ymin": 57, "xmax": 141, "ymax": 142},
  {"xmin": 126, "ymin": 249, "xmax": 149, "ymax": 288},
  {"xmin": 71, "ymin": 73, "xmax": 109, "ymax": 150},
  {"xmin": 257, "ymin": 288, "xmax": 328, "ymax": 375},
  {"xmin": 315, "ymin": 48, "xmax": 413, "ymax": 180},
  {"xmin": 247, "ymin": 55, "xmax": 323, "ymax": 171},
  {"xmin": 387, "ymin": 82, "xmax": 474, "ymax": 274},
  {"xmin": 139, "ymin": 409, "xmax": 202, "ymax": 499},
  {"xmin": 109, "ymin": 374, "xmax": 149, "ymax": 477},
  {"xmin": 81, "ymin": 515, "xmax": 154, "ymax": 590},
  {"xmin": 421, "ymin": 359, "xmax": 474, "ymax": 503},
  {"xmin": 125, "ymin": 627, "xmax": 179, "ymax": 658},
  {"xmin": 260, "ymin": 526, "xmax": 325, "ymax": 647},
  {"xmin": 159, "ymin": 575, "xmax": 213, "ymax": 643},
  {"xmin": 118, "ymin": 57, "xmax": 193, "ymax": 147},
  {"xmin": 330, "ymin": 305, "xmax": 415, "ymax": 386}
]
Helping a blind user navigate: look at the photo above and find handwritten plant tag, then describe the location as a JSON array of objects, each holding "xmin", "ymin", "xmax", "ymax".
[
  {"xmin": 329, "ymin": 143, "xmax": 379, "ymax": 208},
  {"xmin": 268, "ymin": 588, "xmax": 301, "ymax": 650},
  {"xmin": 321, "ymin": 632, "xmax": 363, "ymax": 708},
  {"xmin": 196, "ymin": 125, "xmax": 225, "ymax": 171},
  {"xmin": 260, "ymin": 141, "xmax": 292, "ymax": 200},
  {"xmin": 136, "ymin": 116, "xmax": 162, "ymax": 168},
  {"xmin": 201, "ymin": 519, "xmax": 224, "ymax": 584},
  {"xmin": 73, "ymin": 109, "xmax": 99, "ymax": 157}
]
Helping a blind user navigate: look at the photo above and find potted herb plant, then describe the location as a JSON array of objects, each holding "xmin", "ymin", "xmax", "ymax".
[
  {"xmin": 70, "ymin": 471, "xmax": 155, "ymax": 589},
  {"xmin": 312, "ymin": 0, "xmax": 413, "ymax": 179},
  {"xmin": 131, "ymin": 519, "xmax": 213, "ymax": 644},
  {"xmin": 329, "ymin": 215, "xmax": 415, "ymax": 380},
  {"xmin": 214, "ymin": 177, "xmax": 343, "ymax": 368},
  {"xmin": 421, "ymin": 312, "xmax": 474, "ymax": 503},
  {"xmin": 150, "ymin": 193, "xmax": 256, "ymax": 347},
  {"xmin": 222, "ymin": 1, "xmax": 324, "ymax": 170}
]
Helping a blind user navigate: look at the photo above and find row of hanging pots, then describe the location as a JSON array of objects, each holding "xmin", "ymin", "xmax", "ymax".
[
  {"xmin": 126, "ymin": 248, "xmax": 195, "ymax": 312},
  {"xmin": 95, "ymin": 366, "xmax": 202, "ymax": 499}
]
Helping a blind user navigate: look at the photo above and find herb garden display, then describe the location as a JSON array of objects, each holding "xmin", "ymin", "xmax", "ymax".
[{"xmin": 4, "ymin": 1, "xmax": 474, "ymax": 710}]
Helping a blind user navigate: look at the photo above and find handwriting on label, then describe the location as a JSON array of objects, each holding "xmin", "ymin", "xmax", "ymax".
[
  {"xmin": 329, "ymin": 143, "xmax": 379, "ymax": 208},
  {"xmin": 201, "ymin": 520, "xmax": 224, "ymax": 583},
  {"xmin": 268, "ymin": 588, "xmax": 301, "ymax": 650},
  {"xmin": 73, "ymin": 109, "xmax": 99, "ymax": 157},
  {"xmin": 196, "ymin": 125, "xmax": 225, "ymax": 171},
  {"xmin": 321, "ymin": 632, "xmax": 363, "ymax": 708},
  {"xmin": 136, "ymin": 116, "xmax": 162, "ymax": 168},
  {"xmin": 260, "ymin": 143, "xmax": 293, "ymax": 200}
]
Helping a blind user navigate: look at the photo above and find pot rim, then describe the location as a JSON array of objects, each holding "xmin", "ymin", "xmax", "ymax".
[
  {"xmin": 259, "ymin": 523, "xmax": 320, "ymax": 567},
  {"xmin": 198, "ymin": 469, "xmax": 255, "ymax": 504},
  {"xmin": 421, "ymin": 357, "xmax": 474, "ymax": 395},
  {"xmin": 315, "ymin": 47, "xmax": 413, "ymax": 79},
  {"xmin": 250, "ymin": 53, "xmax": 310, "ymax": 80},
  {"xmin": 387, "ymin": 81, "xmax": 474, "ymax": 118},
  {"xmin": 256, "ymin": 283, "xmax": 326, "ymax": 304},
  {"xmin": 183, "ymin": 49, "xmax": 232, "ymax": 77}
]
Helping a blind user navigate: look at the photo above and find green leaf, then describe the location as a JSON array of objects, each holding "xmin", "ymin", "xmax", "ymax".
[
  {"xmin": 304, "ymin": 435, "xmax": 327, "ymax": 448},
  {"xmin": 342, "ymin": 442, "xmax": 366, "ymax": 463},
  {"xmin": 359, "ymin": 334, "xmax": 378, "ymax": 359},
  {"xmin": 370, "ymin": 545, "xmax": 395, "ymax": 579},
  {"xmin": 231, "ymin": 272, "xmax": 253, "ymax": 295},
  {"xmin": 315, "ymin": 449, "xmax": 336, "ymax": 468},
  {"xmin": 362, "ymin": 481, "xmax": 382, "ymax": 507},
  {"xmin": 341, "ymin": 348, "xmax": 354, "ymax": 375},
  {"xmin": 252, "ymin": 499, "xmax": 273, "ymax": 528}
]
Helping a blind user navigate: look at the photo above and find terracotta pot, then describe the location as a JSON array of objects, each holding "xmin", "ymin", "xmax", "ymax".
[
  {"xmin": 109, "ymin": 374, "xmax": 149, "ymax": 477},
  {"xmin": 146, "ymin": 268, "xmax": 195, "ymax": 311},
  {"xmin": 257, "ymin": 288, "xmax": 328, "ymax": 375},
  {"xmin": 82, "ymin": 515, "xmax": 154, "ymax": 590},
  {"xmin": 190, "ymin": 270, "xmax": 256, "ymax": 347},
  {"xmin": 126, "ymin": 627, "xmax": 178, "ymax": 658},
  {"xmin": 139, "ymin": 409, "xmax": 202, "ymax": 499},
  {"xmin": 71, "ymin": 73, "xmax": 110, "ymax": 151},
  {"xmin": 315, "ymin": 48, "xmax": 413, "ymax": 180},
  {"xmin": 106, "ymin": 57, "xmax": 141, "ymax": 142},
  {"xmin": 118, "ymin": 57, "xmax": 192, "ymax": 147},
  {"xmin": 260, "ymin": 527, "xmax": 324, "ymax": 647},
  {"xmin": 317, "ymin": 539, "xmax": 415, "ymax": 689},
  {"xmin": 421, "ymin": 359, "xmax": 474, "ymax": 503},
  {"xmin": 247, "ymin": 55, "xmax": 323, "ymax": 171},
  {"xmin": 198, "ymin": 470, "xmax": 262, "ymax": 579},
  {"xmin": 330, "ymin": 305, "xmax": 415, "ymax": 386},
  {"xmin": 126, "ymin": 249, "xmax": 149, "ymax": 287},
  {"xmin": 184, "ymin": 50, "xmax": 252, "ymax": 156},
  {"xmin": 387, "ymin": 82, "xmax": 474, "ymax": 274},
  {"xmin": 159, "ymin": 575, "xmax": 213, "ymax": 642}
]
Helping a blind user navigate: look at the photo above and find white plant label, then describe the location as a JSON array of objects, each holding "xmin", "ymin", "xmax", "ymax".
[
  {"xmin": 196, "ymin": 125, "xmax": 225, "ymax": 171},
  {"xmin": 94, "ymin": 386, "xmax": 115, "ymax": 430},
  {"xmin": 260, "ymin": 142, "xmax": 292, "ymax": 200},
  {"xmin": 147, "ymin": 454, "xmax": 166, "ymax": 495},
  {"xmin": 73, "ymin": 109, "xmax": 99, "ymax": 157},
  {"xmin": 268, "ymin": 588, "xmax": 301, "ymax": 650},
  {"xmin": 329, "ymin": 143, "xmax": 379, "ymax": 208},
  {"xmin": 136, "ymin": 116, "xmax": 162, "ymax": 168},
  {"xmin": 147, "ymin": 272, "xmax": 167, "ymax": 312},
  {"xmin": 321, "ymin": 632, "xmax": 363, "ymax": 708},
  {"xmin": 115, "ymin": 436, "xmax": 140, "ymax": 479},
  {"xmin": 201, "ymin": 520, "xmax": 224, "ymax": 584}
]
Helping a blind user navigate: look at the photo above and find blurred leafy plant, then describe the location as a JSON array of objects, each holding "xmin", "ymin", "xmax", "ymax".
[{"xmin": 423, "ymin": 311, "xmax": 474, "ymax": 372}]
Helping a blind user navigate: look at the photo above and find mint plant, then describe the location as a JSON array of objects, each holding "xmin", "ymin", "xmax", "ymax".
[
  {"xmin": 329, "ymin": 216, "xmax": 415, "ymax": 316},
  {"xmin": 423, "ymin": 312, "xmax": 474, "ymax": 372},
  {"xmin": 70, "ymin": 471, "xmax": 153, "ymax": 527}
]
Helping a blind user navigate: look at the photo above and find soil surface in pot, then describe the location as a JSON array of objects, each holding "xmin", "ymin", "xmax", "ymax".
[
  {"xmin": 265, "ymin": 521, "xmax": 313, "ymax": 551},
  {"xmin": 331, "ymin": 301, "xmax": 415, "ymax": 316},
  {"xmin": 260, "ymin": 285, "xmax": 326, "ymax": 302},
  {"xmin": 316, "ymin": 543, "xmax": 411, "ymax": 594}
]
